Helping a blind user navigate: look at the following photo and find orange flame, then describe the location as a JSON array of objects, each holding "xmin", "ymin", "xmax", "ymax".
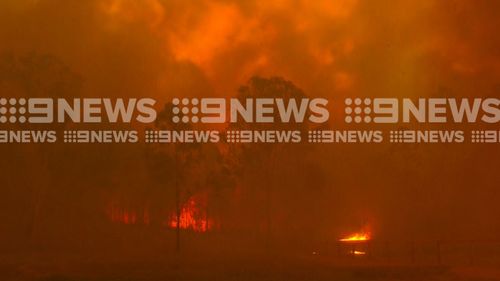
[
  {"xmin": 339, "ymin": 231, "xmax": 371, "ymax": 242},
  {"xmin": 107, "ymin": 195, "xmax": 212, "ymax": 232},
  {"xmin": 168, "ymin": 196, "xmax": 212, "ymax": 232}
]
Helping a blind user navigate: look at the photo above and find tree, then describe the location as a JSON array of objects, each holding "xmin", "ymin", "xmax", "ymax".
[
  {"xmin": 0, "ymin": 53, "xmax": 85, "ymax": 248},
  {"xmin": 227, "ymin": 76, "xmax": 313, "ymax": 249},
  {"xmin": 147, "ymin": 102, "xmax": 200, "ymax": 252}
]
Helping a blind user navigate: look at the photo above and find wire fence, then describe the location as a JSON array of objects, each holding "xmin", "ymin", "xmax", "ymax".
[{"xmin": 333, "ymin": 240, "xmax": 500, "ymax": 266}]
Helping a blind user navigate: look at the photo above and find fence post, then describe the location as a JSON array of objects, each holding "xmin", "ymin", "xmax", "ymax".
[
  {"xmin": 436, "ymin": 240, "xmax": 442, "ymax": 265},
  {"xmin": 410, "ymin": 241, "xmax": 415, "ymax": 264}
]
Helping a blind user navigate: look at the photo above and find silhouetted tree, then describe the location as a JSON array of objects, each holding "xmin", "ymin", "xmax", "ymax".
[
  {"xmin": 227, "ymin": 76, "xmax": 313, "ymax": 249},
  {"xmin": 147, "ymin": 102, "xmax": 200, "ymax": 252}
]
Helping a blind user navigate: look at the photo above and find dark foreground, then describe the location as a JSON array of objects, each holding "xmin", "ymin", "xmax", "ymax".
[{"xmin": 1, "ymin": 253, "xmax": 500, "ymax": 281}]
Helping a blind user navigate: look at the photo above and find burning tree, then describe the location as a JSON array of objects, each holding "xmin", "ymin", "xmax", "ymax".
[
  {"xmin": 146, "ymin": 100, "xmax": 237, "ymax": 251},
  {"xmin": 146, "ymin": 102, "xmax": 201, "ymax": 252}
]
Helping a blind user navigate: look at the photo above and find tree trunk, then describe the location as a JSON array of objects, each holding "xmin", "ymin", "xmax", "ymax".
[{"xmin": 175, "ymin": 167, "xmax": 181, "ymax": 253}]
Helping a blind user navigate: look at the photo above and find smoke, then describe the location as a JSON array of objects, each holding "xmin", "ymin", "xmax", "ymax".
[
  {"xmin": 0, "ymin": 0, "xmax": 499, "ymax": 248},
  {"xmin": 1, "ymin": 0, "xmax": 498, "ymax": 98}
]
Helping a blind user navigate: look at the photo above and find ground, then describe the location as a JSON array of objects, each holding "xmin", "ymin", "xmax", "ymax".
[{"xmin": 2, "ymin": 253, "xmax": 500, "ymax": 281}]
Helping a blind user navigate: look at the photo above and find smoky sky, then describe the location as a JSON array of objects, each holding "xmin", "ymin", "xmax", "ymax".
[{"xmin": 1, "ymin": 0, "xmax": 498, "ymax": 100}]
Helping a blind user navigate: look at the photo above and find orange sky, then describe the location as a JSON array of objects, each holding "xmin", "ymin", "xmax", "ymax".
[
  {"xmin": 1, "ymin": 0, "xmax": 498, "ymax": 103},
  {"xmin": 0, "ymin": 0, "xmax": 499, "ymax": 243}
]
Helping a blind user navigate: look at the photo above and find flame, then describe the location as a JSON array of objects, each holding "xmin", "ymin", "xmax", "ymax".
[
  {"xmin": 339, "ymin": 231, "xmax": 371, "ymax": 242},
  {"xmin": 168, "ymin": 196, "xmax": 212, "ymax": 232},
  {"xmin": 107, "ymin": 194, "xmax": 212, "ymax": 232}
]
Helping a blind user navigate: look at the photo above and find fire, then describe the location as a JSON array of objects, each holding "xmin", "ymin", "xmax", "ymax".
[
  {"xmin": 339, "ymin": 229, "xmax": 371, "ymax": 257},
  {"xmin": 107, "ymin": 195, "xmax": 212, "ymax": 232},
  {"xmin": 339, "ymin": 231, "xmax": 371, "ymax": 242},
  {"xmin": 168, "ymin": 195, "xmax": 212, "ymax": 232}
]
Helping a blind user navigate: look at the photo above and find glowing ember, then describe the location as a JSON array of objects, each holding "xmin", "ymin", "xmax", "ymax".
[
  {"xmin": 351, "ymin": 250, "xmax": 366, "ymax": 255},
  {"xmin": 107, "ymin": 203, "xmax": 149, "ymax": 225},
  {"xmin": 169, "ymin": 196, "xmax": 212, "ymax": 232},
  {"xmin": 339, "ymin": 231, "xmax": 371, "ymax": 242}
]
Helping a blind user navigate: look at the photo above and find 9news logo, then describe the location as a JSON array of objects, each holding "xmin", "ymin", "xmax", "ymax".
[
  {"xmin": 0, "ymin": 97, "xmax": 498, "ymax": 125},
  {"xmin": 171, "ymin": 97, "xmax": 500, "ymax": 124},
  {"xmin": 171, "ymin": 97, "xmax": 330, "ymax": 124},
  {"xmin": 0, "ymin": 98, "xmax": 156, "ymax": 124}
]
